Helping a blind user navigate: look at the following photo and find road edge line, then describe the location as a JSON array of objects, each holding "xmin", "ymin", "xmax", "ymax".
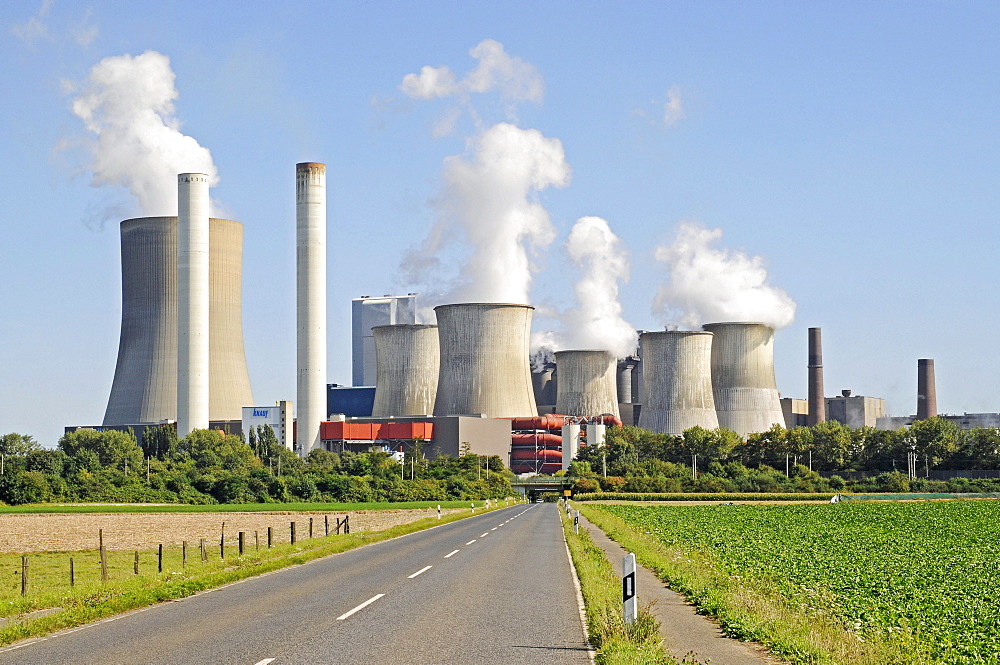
[{"xmin": 560, "ymin": 505, "xmax": 597, "ymax": 664}]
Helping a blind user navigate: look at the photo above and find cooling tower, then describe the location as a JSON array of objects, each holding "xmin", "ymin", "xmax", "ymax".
[
  {"xmin": 371, "ymin": 324, "xmax": 440, "ymax": 417},
  {"xmin": 296, "ymin": 162, "xmax": 327, "ymax": 456},
  {"xmin": 554, "ymin": 350, "xmax": 620, "ymax": 419},
  {"xmin": 702, "ymin": 322, "xmax": 785, "ymax": 438},
  {"xmin": 433, "ymin": 303, "xmax": 537, "ymax": 418},
  {"xmin": 637, "ymin": 331, "xmax": 718, "ymax": 435},
  {"xmin": 104, "ymin": 217, "xmax": 254, "ymax": 426},
  {"xmin": 177, "ymin": 174, "xmax": 210, "ymax": 436},
  {"xmin": 807, "ymin": 327, "xmax": 826, "ymax": 426},
  {"xmin": 917, "ymin": 358, "xmax": 937, "ymax": 420}
]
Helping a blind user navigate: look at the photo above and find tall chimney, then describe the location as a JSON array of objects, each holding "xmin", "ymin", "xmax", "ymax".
[
  {"xmin": 296, "ymin": 163, "xmax": 327, "ymax": 456},
  {"xmin": 177, "ymin": 173, "xmax": 210, "ymax": 437},
  {"xmin": 807, "ymin": 327, "xmax": 826, "ymax": 426},
  {"xmin": 917, "ymin": 358, "xmax": 937, "ymax": 420}
]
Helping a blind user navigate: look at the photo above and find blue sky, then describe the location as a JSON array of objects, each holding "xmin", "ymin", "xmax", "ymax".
[{"xmin": 3, "ymin": 1, "xmax": 999, "ymax": 445}]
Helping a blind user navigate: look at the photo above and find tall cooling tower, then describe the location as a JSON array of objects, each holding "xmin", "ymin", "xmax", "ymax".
[
  {"xmin": 433, "ymin": 303, "xmax": 537, "ymax": 418},
  {"xmin": 702, "ymin": 322, "xmax": 784, "ymax": 438},
  {"xmin": 554, "ymin": 350, "xmax": 620, "ymax": 418},
  {"xmin": 638, "ymin": 331, "xmax": 718, "ymax": 435},
  {"xmin": 371, "ymin": 324, "xmax": 439, "ymax": 416},
  {"xmin": 296, "ymin": 162, "xmax": 327, "ymax": 456},
  {"xmin": 104, "ymin": 217, "xmax": 254, "ymax": 425}
]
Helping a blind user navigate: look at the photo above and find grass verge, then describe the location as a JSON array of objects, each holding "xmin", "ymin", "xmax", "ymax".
[
  {"xmin": 0, "ymin": 500, "xmax": 489, "ymax": 514},
  {"xmin": 577, "ymin": 504, "xmax": 923, "ymax": 665},
  {"xmin": 0, "ymin": 501, "xmax": 515, "ymax": 647},
  {"xmin": 560, "ymin": 504, "xmax": 674, "ymax": 665}
]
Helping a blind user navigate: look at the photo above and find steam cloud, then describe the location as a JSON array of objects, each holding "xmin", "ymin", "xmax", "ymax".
[
  {"xmin": 653, "ymin": 221, "xmax": 796, "ymax": 329},
  {"xmin": 403, "ymin": 122, "xmax": 571, "ymax": 305},
  {"xmin": 542, "ymin": 217, "xmax": 637, "ymax": 357},
  {"xmin": 68, "ymin": 50, "xmax": 218, "ymax": 216}
]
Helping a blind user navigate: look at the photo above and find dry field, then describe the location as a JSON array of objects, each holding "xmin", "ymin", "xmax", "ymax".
[{"xmin": 0, "ymin": 508, "xmax": 458, "ymax": 553}]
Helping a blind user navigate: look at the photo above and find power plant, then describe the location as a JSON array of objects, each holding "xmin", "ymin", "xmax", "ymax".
[
  {"xmin": 637, "ymin": 330, "xmax": 718, "ymax": 435},
  {"xmin": 433, "ymin": 303, "xmax": 537, "ymax": 419},
  {"xmin": 702, "ymin": 322, "xmax": 785, "ymax": 438},
  {"xmin": 371, "ymin": 324, "xmax": 439, "ymax": 417},
  {"xmin": 103, "ymin": 215, "xmax": 253, "ymax": 427},
  {"xmin": 553, "ymin": 350, "xmax": 619, "ymax": 419}
]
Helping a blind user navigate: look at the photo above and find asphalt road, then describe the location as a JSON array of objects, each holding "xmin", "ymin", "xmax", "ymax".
[{"xmin": 0, "ymin": 504, "xmax": 592, "ymax": 665}]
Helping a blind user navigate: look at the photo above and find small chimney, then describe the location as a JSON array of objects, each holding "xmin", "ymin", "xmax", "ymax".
[
  {"xmin": 917, "ymin": 358, "xmax": 937, "ymax": 420},
  {"xmin": 807, "ymin": 327, "xmax": 826, "ymax": 426}
]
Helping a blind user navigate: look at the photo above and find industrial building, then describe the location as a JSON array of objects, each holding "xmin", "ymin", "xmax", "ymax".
[
  {"xmin": 352, "ymin": 294, "xmax": 417, "ymax": 387},
  {"xmin": 241, "ymin": 402, "xmax": 294, "ymax": 450},
  {"xmin": 320, "ymin": 415, "xmax": 511, "ymax": 460}
]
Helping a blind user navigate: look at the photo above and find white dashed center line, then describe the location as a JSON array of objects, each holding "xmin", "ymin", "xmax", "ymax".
[
  {"xmin": 254, "ymin": 660, "xmax": 276, "ymax": 665},
  {"xmin": 445, "ymin": 549, "xmax": 460, "ymax": 558},
  {"xmin": 480, "ymin": 532, "xmax": 490, "ymax": 537},
  {"xmin": 408, "ymin": 565, "xmax": 433, "ymax": 579},
  {"xmin": 337, "ymin": 594, "xmax": 385, "ymax": 620},
  {"xmin": 466, "ymin": 539, "xmax": 477, "ymax": 545}
]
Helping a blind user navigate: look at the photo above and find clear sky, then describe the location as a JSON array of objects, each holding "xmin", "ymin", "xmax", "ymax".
[{"xmin": 3, "ymin": 1, "xmax": 999, "ymax": 446}]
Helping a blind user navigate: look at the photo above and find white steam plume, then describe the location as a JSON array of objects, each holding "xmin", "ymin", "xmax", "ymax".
[
  {"xmin": 403, "ymin": 122, "xmax": 570, "ymax": 306},
  {"xmin": 401, "ymin": 39, "xmax": 543, "ymax": 104},
  {"xmin": 653, "ymin": 221, "xmax": 796, "ymax": 329},
  {"xmin": 67, "ymin": 50, "xmax": 218, "ymax": 216},
  {"xmin": 542, "ymin": 217, "xmax": 636, "ymax": 357}
]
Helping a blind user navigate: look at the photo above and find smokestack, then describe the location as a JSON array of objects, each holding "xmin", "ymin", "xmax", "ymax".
[
  {"xmin": 616, "ymin": 357, "xmax": 637, "ymax": 404},
  {"xmin": 104, "ymin": 217, "xmax": 254, "ymax": 426},
  {"xmin": 807, "ymin": 327, "xmax": 826, "ymax": 426},
  {"xmin": 637, "ymin": 331, "xmax": 718, "ymax": 435},
  {"xmin": 296, "ymin": 162, "xmax": 327, "ymax": 456},
  {"xmin": 532, "ymin": 363, "xmax": 556, "ymax": 410},
  {"xmin": 702, "ymin": 322, "xmax": 785, "ymax": 438},
  {"xmin": 917, "ymin": 358, "xmax": 937, "ymax": 420},
  {"xmin": 371, "ymin": 324, "xmax": 439, "ymax": 417},
  {"xmin": 554, "ymin": 350, "xmax": 620, "ymax": 418},
  {"xmin": 177, "ymin": 174, "xmax": 210, "ymax": 437},
  {"xmin": 433, "ymin": 303, "xmax": 537, "ymax": 418}
]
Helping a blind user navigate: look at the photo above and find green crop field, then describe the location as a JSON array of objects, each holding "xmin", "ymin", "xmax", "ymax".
[{"xmin": 591, "ymin": 500, "xmax": 1000, "ymax": 665}]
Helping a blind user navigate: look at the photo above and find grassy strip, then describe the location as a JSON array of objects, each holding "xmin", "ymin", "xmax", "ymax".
[
  {"xmin": 0, "ymin": 500, "xmax": 488, "ymax": 514},
  {"xmin": 560, "ymin": 506, "xmax": 674, "ymax": 664},
  {"xmin": 573, "ymin": 492, "xmax": 837, "ymax": 502},
  {"xmin": 577, "ymin": 504, "xmax": 922, "ymax": 665},
  {"xmin": 0, "ymin": 502, "xmax": 513, "ymax": 647}
]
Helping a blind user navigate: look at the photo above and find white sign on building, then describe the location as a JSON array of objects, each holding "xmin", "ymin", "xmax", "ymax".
[{"xmin": 242, "ymin": 401, "xmax": 293, "ymax": 450}]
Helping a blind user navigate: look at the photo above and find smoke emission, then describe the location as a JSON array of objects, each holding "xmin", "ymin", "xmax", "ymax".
[
  {"xmin": 67, "ymin": 50, "xmax": 218, "ymax": 216},
  {"xmin": 403, "ymin": 122, "xmax": 571, "ymax": 306},
  {"xmin": 542, "ymin": 217, "xmax": 637, "ymax": 357},
  {"xmin": 653, "ymin": 221, "xmax": 796, "ymax": 329}
]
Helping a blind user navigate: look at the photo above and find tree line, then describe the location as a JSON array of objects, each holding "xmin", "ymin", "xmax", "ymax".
[
  {"xmin": 0, "ymin": 427, "xmax": 511, "ymax": 506},
  {"xmin": 567, "ymin": 418, "xmax": 1000, "ymax": 495}
]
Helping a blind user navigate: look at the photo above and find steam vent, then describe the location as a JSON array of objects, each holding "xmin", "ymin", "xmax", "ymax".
[
  {"xmin": 371, "ymin": 324, "xmax": 440, "ymax": 417},
  {"xmin": 637, "ymin": 331, "xmax": 718, "ymax": 435},
  {"xmin": 701, "ymin": 322, "xmax": 784, "ymax": 438},
  {"xmin": 433, "ymin": 303, "xmax": 537, "ymax": 418},
  {"xmin": 103, "ymin": 216, "xmax": 254, "ymax": 426},
  {"xmin": 554, "ymin": 350, "xmax": 620, "ymax": 418}
]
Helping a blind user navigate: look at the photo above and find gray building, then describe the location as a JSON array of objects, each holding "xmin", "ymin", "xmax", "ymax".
[{"xmin": 352, "ymin": 294, "xmax": 417, "ymax": 387}]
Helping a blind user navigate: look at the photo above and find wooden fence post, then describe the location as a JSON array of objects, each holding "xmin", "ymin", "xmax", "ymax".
[
  {"xmin": 158, "ymin": 544, "xmax": 163, "ymax": 573},
  {"xmin": 309, "ymin": 517, "xmax": 314, "ymax": 539},
  {"xmin": 267, "ymin": 526, "xmax": 273, "ymax": 548},
  {"xmin": 220, "ymin": 522, "xmax": 226, "ymax": 559},
  {"xmin": 255, "ymin": 531, "xmax": 259, "ymax": 551},
  {"xmin": 21, "ymin": 556, "xmax": 28, "ymax": 596},
  {"xmin": 200, "ymin": 538, "xmax": 206, "ymax": 562},
  {"xmin": 182, "ymin": 541, "xmax": 187, "ymax": 569},
  {"xmin": 290, "ymin": 521, "xmax": 296, "ymax": 545},
  {"xmin": 324, "ymin": 515, "xmax": 329, "ymax": 536},
  {"xmin": 134, "ymin": 551, "xmax": 139, "ymax": 575},
  {"xmin": 345, "ymin": 514, "xmax": 350, "ymax": 534},
  {"xmin": 70, "ymin": 557, "xmax": 74, "ymax": 588},
  {"xmin": 238, "ymin": 532, "xmax": 245, "ymax": 556},
  {"xmin": 99, "ymin": 529, "xmax": 108, "ymax": 582}
]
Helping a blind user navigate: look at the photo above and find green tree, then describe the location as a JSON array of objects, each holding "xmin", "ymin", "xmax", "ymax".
[
  {"xmin": 0, "ymin": 433, "xmax": 41, "ymax": 456},
  {"xmin": 59, "ymin": 429, "xmax": 144, "ymax": 473}
]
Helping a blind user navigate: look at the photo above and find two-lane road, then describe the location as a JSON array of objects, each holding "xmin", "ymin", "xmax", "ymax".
[{"xmin": 0, "ymin": 504, "xmax": 592, "ymax": 665}]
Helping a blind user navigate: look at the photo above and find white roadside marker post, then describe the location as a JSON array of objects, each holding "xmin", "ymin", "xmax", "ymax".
[
  {"xmin": 623, "ymin": 552, "xmax": 637, "ymax": 624},
  {"xmin": 574, "ymin": 510, "xmax": 580, "ymax": 534}
]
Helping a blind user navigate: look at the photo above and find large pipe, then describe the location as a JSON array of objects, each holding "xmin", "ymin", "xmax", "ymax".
[
  {"xmin": 807, "ymin": 327, "xmax": 826, "ymax": 426},
  {"xmin": 296, "ymin": 162, "xmax": 327, "ymax": 456},
  {"xmin": 104, "ymin": 217, "xmax": 254, "ymax": 425},
  {"xmin": 637, "ymin": 331, "xmax": 718, "ymax": 435},
  {"xmin": 554, "ymin": 350, "xmax": 620, "ymax": 419},
  {"xmin": 371, "ymin": 324, "xmax": 439, "ymax": 417},
  {"xmin": 917, "ymin": 358, "xmax": 937, "ymax": 420},
  {"xmin": 702, "ymin": 322, "xmax": 785, "ymax": 438},
  {"xmin": 433, "ymin": 303, "xmax": 537, "ymax": 418},
  {"xmin": 177, "ymin": 174, "xmax": 210, "ymax": 437}
]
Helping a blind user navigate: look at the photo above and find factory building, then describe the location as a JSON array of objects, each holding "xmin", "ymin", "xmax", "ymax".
[
  {"xmin": 241, "ymin": 402, "xmax": 294, "ymax": 451},
  {"xmin": 320, "ymin": 415, "xmax": 511, "ymax": 460},
  {"xmin": 352, "ymin": 294, "xmax": 417, "ymax": 387}
]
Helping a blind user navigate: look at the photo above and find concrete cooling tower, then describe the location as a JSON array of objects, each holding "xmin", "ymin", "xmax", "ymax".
[
  {"xmin": 637, "ymin": 331, "xmax": 718, "ymax": 435},
  {"xmin": 433, "ymin": 303, "xmax": 537, "ymax": 418},
  {"xmin": 701, "ymin": 322, "xmax": 784, "ymax": 438},
  {"xmin": 554, "ymin": 350, "xmax": 620, "ymax": 419},
  {"xmin": 103, "ymin": 216, "xmax": 254, "ymax": 426},
  {"xmin": 371, "ymin": 324, "xmax": 439, "ymax": 417}
]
